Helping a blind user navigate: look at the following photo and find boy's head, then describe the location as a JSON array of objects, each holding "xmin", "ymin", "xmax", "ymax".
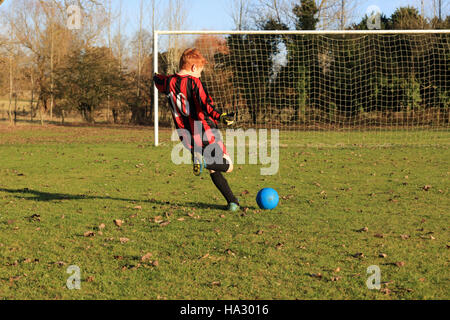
[{"xmin": 179, "ymin": 48, "xmax": 207, "ymax": 78}]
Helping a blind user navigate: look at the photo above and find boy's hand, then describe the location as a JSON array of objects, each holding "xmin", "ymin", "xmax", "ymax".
[{"xmin": 219, "ymin": 112, "xmax": 236, "ymax": 126}]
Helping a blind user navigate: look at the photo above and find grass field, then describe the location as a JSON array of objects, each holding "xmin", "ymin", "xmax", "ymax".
[{"xmin": 0, "ymin": 123, "xmax": 448, "ymax": 300}]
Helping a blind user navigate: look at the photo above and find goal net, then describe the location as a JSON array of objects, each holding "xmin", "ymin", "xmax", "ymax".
[{"xmin": 153, "ymin": 30, "xmax": 450, "ymax": 147}]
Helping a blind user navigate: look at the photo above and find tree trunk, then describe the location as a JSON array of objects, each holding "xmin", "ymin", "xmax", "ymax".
[
  {"xmin": 8, "ymin": 53, "xmax": 13, "ymax": 125},
  {"xmin": 38, "ymin": 100, "xmax": 44, "ymax": 126},
  {"xmin": 30, "ymin": 72, "xmax": 35, "ymax": 121},
  {"xmin": 13, "ymin": 94, "xmax": 17, "ymax": 125},
  {"xmin": 50, "ymin": 18, "xmax": 54, "ymax": 122}
]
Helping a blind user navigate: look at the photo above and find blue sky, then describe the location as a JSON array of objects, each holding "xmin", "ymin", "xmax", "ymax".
[
  {"xmin": 118, "ymin": 0, "xmax": 434, "ymax": 32},
  {"xmin": 1, "ymin": 0, "xmax": 443, "ymax": 34}
]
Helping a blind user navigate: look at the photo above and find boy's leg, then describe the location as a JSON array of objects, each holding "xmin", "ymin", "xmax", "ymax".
[
  {"xmin": 205, "ymin": 154, "xmax": 232, "ymax": 172},
  {"xmin": 204, "ymin": 144, "xmax": 233, "ymax": 173},
  {"xmin": 209, "ymin": 153, "xmax": 238, "ymax": 205},
  {"xmin": 210, "ymin": 170, "xmax": 239, "ymax": 205}
]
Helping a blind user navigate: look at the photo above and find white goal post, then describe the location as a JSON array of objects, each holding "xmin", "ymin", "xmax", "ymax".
[{"xmin": 153, "ymin": 30, "xmax": 450, "ymax": 146}]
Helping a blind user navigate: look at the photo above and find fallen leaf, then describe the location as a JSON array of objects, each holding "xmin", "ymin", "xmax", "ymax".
[
  {"xmin": 152, "ymin": 260, "xmax": 159, "ymax": 267},
  {"xmin": 422, "ymin": 185, "xmax": 432, "ymax": 191},
  {"xmin": 275, "ymin": 243, "xmax": 284, "ymax": 250},
  {"xmin": 310, "ymin": 273, "xmax": 322, "ymax": 279},
  {"xmin": 200, "ymin": 253, "xmax": 210, "ymax": 260},
  {"xmin": 331, "ymin": 276, "xmax": 341, "ymax": 281},
  {"xmin": 83, "ymin": 231, "xmax": 95, "ymax": 237},
  {"xmin": 134, "ymin": 205, "xmax": 142, "ymax": 210},
  {"xmin": 29, "ymin": 214, "xmax": 41, "ymax": 222},
  {"xmin": 114, "ymin": 219, "xmax": 123, "ymax": 227},
  {"xmin": 159, "ymin": 221, "xmax": 170, "ymax": 227},
  {"xmin": 256, "ymin": 230, "xmax": 264, "ymax": 235},
  {"xmin": 395, "ymin": 261, "xmax": 406, "ymax": 267},
  {"xmin": 99, "ymin": 223, "xmax": 106, "ymax": 230},
  {"xmin": 353, "ymin": 252, "xmax": 365, "ymax": 258},
  {"xmin": 374, "ymin": 233, "xmax": 385, "ymax": 238},
  {"xmin": 334, "ymin": 267, "xmax": 341, "ymax": 273},
  {"xmin": 211, "ymin": 281, "xmax": 221, "ymax": 286},
  {"xmin": 358, "ymin": 227, "xmax": 369, "ymax": 232},
  {"xmin": 9, "ymin": 275, "xmax": 22, "ymax": 282},
  {"xmin": 381, "ymin": 288, "xmax": 391, "ymax": 295},
  {"xmin": 86, "ymin": 276, "xmax": 94, "ymax": 282},
  {"xmin": 119, "ymin": 237, "xmax": 129, "ymax": 244},
  {"xmin": 400, "ymin": 234, "xmax": 410, "ymax": 240},
  {"xmin": 379, "ymin": 253, "xmax": 388, "ymax": 258},
  {"xmin": 141, "ymin": 253, "xmax": 152, "ymax": 262},
  {"xmin": 225, "ymin": 249, "xmax": 236, "ymax": 256}
]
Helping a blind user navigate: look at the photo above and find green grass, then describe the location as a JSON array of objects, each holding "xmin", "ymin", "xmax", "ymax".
[{"xmin": 0, "ymin": 124, "xmax": 448, "ymax": 300}]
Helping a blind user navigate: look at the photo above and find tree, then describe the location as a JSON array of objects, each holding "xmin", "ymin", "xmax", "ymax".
[
  {"xmin": 55, "ymin": 46, "xmax": 128, "ymax": 123},
  {"xmin": 229, "ymin": 0, "xmax": 251, "ymax": 30},
  {"xmin": 292, "ymin": 0, "xmax": 319, "ymax": 30},
  {"xmin": 390, "ymin": 6, "xmax": 428, "ymax": 29}
]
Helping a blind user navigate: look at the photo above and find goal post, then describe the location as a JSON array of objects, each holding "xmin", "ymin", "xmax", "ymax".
[{"xmin": 153, "ymin": 29, "xmax": 450, "ymax": 147}]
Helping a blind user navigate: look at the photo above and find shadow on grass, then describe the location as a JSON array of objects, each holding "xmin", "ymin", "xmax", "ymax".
[{"xmin": 0, "ymin": 187, "xmax": 231, "ymax": 211}]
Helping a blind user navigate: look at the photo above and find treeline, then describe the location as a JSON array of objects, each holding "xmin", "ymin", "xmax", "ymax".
[
  {"xmin": 0, "ymin": 0, "xmax": 449, "ymax": 127},
  {"xmin": 0, "ymin": 0, "xmax": 169, "ymax": 125},
  {"xmin": 202, "ymin": 3, "xmax": 450, "ymax": 128}
]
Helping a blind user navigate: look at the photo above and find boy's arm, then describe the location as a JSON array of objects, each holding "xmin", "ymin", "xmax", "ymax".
[{"xmin": 153, "ymin": 73, "xmax": 167, "ymax": 93}]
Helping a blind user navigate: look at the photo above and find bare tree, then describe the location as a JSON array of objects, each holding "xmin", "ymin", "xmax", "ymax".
[
  {"xmin": 165, "ymin": 0, "xmax": 189, "ymax": 74},
  {"xmin": 229, "ymin": 0, "xmax": 251, "ymax": 30},
  {"xmin": 314, "ymin": 0, "xmax": 357, "ymax": 30},
  {"xmin": 5, "ymin": 0, "xmax": 16, "ymax": 124},
  {"xmin": 253, "ymin": 0, "xmax": 294, "ymax": 28}
]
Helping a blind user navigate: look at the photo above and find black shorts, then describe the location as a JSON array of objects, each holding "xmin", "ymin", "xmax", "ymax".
[{"xmin": 192, "ymin": 143, "xmax": 227, "ymax": 165}]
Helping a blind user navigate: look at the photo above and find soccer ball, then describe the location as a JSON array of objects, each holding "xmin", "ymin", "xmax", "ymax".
[{"xmin": 256, "ymin": 188, "xmax": 279, "ymax": 210}]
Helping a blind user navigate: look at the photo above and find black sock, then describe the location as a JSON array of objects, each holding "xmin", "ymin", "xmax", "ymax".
[
  {"xmin": 205, "ymin": 158, "xmax": 230, "ymax": 172},
  {"xmin": 210, "ymin": 171, "xmax": 239, "ymax": 205}
]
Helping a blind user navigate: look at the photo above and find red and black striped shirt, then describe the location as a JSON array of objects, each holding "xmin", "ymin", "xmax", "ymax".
[{"xmin": 154, "ymin": 73, "xmax": 226, "ymax": 153}]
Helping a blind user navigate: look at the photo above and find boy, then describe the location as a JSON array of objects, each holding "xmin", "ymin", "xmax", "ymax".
[{"xmin": 153, "ymin": 48, "xmax": 240, "ymax": 212}]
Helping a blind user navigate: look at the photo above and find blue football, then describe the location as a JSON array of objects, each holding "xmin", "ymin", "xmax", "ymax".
[{"xmin": 256, "ymin": 188, "xmax": 279, "ymax": 210}]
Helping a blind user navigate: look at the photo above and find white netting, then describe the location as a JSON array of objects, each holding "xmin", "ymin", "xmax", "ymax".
[{"xmin": 155, "ymin": 31, "xmax": 450, "ymax": 146}]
